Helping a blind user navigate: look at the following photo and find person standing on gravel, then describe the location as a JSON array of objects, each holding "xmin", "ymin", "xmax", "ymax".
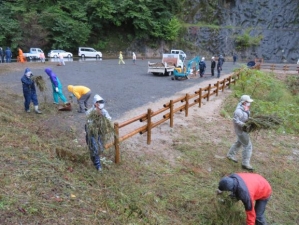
[
  {"xmin": 45, "ymin": 68, "xmax": 68, "ymax": 105},
  {"xmin": 217, "ymin": 55, "xmax": 225, "ymax": 78},
  {"xmin": 119, "ymin": 51, "xmax": 125, "ymax": 64},
  {"xmin": 211, "ymin": 56, "xmax": 216, "ymax": 76},
  {"xmin": 85, "ymin": 94, "xmax": 111, "ymax": 172},
  {"xmin": 132, "ymin": 52, "xmax": 136, "ymax": 64},
  {"xmin": 21, "ymin": 68, "xmax": 42, "ymax": 114},
  {"xmin": 67, "ymin": 85, "xmax": 91, "ymax": 113},
  {"xmin": 227, "ymin": 95, "xmax": 254, "ymax": 171}
]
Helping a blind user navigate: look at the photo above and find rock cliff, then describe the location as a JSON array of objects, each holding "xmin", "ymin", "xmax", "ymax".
[{"xmin": 185, "ymin": 0, "xmax": 299, "ymax": 63}]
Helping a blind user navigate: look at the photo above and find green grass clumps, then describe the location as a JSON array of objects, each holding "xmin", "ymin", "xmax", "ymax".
[{"xmin": 223, "ymin": 68, "xmax": 299, "ymax": 134}]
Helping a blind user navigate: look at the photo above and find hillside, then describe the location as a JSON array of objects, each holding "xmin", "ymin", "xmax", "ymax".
[{"xmin": 0, "ymin": 64, "xmax": 299, "ymax": 224}]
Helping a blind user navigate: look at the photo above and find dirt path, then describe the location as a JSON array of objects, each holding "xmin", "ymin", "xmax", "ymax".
[{"xmin": 117, "ymin": 73, "xmax": 234, "ymax": 163}]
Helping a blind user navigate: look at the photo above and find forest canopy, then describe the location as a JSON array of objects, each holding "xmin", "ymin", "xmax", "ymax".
[{"xmin": 0, "ymin": 0, "xmax": 182, "ymax": 53}]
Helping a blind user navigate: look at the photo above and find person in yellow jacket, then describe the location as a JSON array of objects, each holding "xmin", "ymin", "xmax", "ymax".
[
  {"xmin": 67, "ymin": 85, "xmax": 91, "ymax": 113},
  {"xmin": 118, "ymin": 51, "xmax": 125, "ymax": 64}
]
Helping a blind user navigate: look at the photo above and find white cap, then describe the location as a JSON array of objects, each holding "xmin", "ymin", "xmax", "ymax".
[{"xmin": 240, "ymin": 95, "xmax": 254, "ymax": 103}]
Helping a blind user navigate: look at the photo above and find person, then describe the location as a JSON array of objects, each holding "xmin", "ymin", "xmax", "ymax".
[
  {"xmin": 118, "ymin": 51, "xmax": 125, "ymax": 64},
  {"xmin": 85, "ymin": 94, "xmax": 111, "ymax": 171},
  {"xmin": 58, "ymin": 53, "xmax": 65, "ymax": 66},
  {"xmin": 217, "ymin": 54, "xmax": 225, "ymax": 78},
  {"xmin": 44, "ymin": 68, "xmax": 68, "ymax": 105},
  {"xmin": 0, "ymin": 47, "xmax": 3, "ymax": 63},
  {"xmin": 21, "ymin": 68, "xmax": 42, "ymax": 114},
  {"xmin": 227, "ymin": 95, "xmax": 254, "ymax": 170},
  {"xmin": 233, "ymin": 53, "xmax": 237, "ymax": 64},
  {"xmin": 132, "ymin": 52, "xmax": 136, "ymax": 64},
  {"xmin": 18, "ymin": 48, "xmax": 25, "ymax": 63},
  {"xmin": 211, "ymin": 56, "xmax": 216, "ymax": 76},
  {"xmin": 5, "ymin": 47, "xmax": 12, "ymax": 63},
  {"xmin": 40, "ymin": 52, "xmax": 46, "ymax": 63},
  {"xmin": 217, "ymin": 173, "xmax": 272, "ymax": 225},
  {"xmin": 199, "ymin": 57, "xmax": 206, "ymax": 77},
  {"xmin": 67, "ymin": 85, "xmax": 91, "ymax": 113}
]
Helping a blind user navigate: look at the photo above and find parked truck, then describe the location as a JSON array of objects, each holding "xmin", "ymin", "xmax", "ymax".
[
  {"xmin": 148, "ymin": 52, "xmax": 186, "ymax": 76},
  {"xmin": 23, "ymin": 48, "xmax": 44, "ymax": 60}
]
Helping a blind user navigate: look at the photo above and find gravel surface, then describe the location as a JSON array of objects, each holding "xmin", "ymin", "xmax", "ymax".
[{"xmin": 0, "ymin": 59, "xmax": 241, "ymax": 119}]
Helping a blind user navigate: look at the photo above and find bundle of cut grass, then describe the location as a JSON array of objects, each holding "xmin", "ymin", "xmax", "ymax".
[
  {"xmin": 86, "ymin": 110, "xmax": 114, "ymax": 145},
  {"xmin": 31, "ymin": 75, "xmax": 46, "ymax": 92},
  {"xmin": 243, "ymin": 115, "xmax": 283, "ymax": 133}
]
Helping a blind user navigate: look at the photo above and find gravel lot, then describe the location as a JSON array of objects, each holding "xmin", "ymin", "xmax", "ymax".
[{"xmin": 0, "ymin": 58, "xmax": 241, "ymax": 119}]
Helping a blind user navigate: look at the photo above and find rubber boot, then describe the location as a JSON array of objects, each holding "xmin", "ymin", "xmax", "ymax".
[{"xmin": 34, "ymin": 105, "xmax": 42, "ymax": 114}]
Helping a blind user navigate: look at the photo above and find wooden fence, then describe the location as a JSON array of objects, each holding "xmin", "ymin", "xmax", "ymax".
[
  {"xmin": 104, "ymin": 72, "xmax": 240, "ymax": 163},
  {"xmin": 104, "ymin": 63, "xmax": 298, "ymax": 163}
]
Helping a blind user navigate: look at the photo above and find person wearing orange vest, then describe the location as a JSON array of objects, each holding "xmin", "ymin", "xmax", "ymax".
[
  {"xmin": 67, "ymin": 85, "xmax": 91, "ymax": 113},
  {"xmin": 218, "ymin": 173, "xmax": 272, "ymax": 225}
]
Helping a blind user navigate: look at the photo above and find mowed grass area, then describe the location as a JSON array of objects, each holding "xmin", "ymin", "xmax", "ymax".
[{"xmin": 0, "ymin": 66, "xmax": 298, "ymax": 224}]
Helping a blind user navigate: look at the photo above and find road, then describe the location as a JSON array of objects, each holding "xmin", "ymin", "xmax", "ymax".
[{"xmin": 0, "ymin": 59, "xmax": 242, "ymax": 119}]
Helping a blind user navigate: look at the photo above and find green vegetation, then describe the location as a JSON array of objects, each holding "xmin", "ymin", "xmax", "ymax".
[
  {"xmin": 0, "ymin": 65, "xmax": 298, "ymax": 224},
  {"xmin": 0, "ymin": 0, "xmax": 183, "ymax": 54},
  {"xmin": 223, "ymin": 68, "xmax": 299, "ymax": 134},
  {"xmin": 235, "ymin": 29, "xmax": 263, "ymax": 50}
]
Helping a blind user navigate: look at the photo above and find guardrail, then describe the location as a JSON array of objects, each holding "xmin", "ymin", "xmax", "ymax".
[{"xmin": 104, "ymin": 72, "xmax": 240, "ymax": 163}]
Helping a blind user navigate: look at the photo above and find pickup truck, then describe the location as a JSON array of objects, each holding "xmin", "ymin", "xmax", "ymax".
[
  {"xmin": 23, "ymin": 48, "xmax": 44, "ymax": 60},
  {"xmin": 148, "ymin": 53, "xmax": 186, "ymax": 76}
]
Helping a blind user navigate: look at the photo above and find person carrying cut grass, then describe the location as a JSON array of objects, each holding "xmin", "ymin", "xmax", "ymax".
[
  {"xmin": 227, "ymin": 95, "xmax": 254, "ymax": 171},
  {"xmin": 21, "ymin": 68, "xmax": 42, "ymax": 114},
  {"xmin": 85, "ymin": 94, "xmax": 111, "ymax": 171}
]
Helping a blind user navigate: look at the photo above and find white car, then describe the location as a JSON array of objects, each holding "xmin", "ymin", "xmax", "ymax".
[
  {"xmin": 78, "ymin": 47, "xmax": 102, "ymax": 58},
  {"xmin": 47, "ymin": 50, "xmax": 73, "ymax": 58}
]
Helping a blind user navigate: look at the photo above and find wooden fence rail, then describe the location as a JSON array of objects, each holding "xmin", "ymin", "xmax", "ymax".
[
  {"xmin": 104, "ymin": 71, "xmax": 241, "ymax": 163},
  {"xmin": 259, "ymin": 64, "xmax": 299, "ymax": 73}
]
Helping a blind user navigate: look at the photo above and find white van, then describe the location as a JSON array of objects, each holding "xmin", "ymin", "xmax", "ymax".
[
  {"xmin": 171, "ymin": 49, "xmax": 186, "ymax": 60},
  {"xmin": 78, "ymin": 47, "xmax": 102, "ymax": 58}
]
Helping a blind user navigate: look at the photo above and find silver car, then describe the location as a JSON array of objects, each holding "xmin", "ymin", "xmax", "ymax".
[{"xmin": 48, "ymin": 50, "xmax": 73, "ymax": 58}]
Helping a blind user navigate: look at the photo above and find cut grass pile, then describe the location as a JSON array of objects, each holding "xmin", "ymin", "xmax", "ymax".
[{"xmin": 0, "ymin": 66, "xmax": 298, "ymax": 224}]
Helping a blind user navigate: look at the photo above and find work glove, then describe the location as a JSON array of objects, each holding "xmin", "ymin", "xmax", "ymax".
[{"xmin": 55, "ymin": 87, "xmax": 59, "ymax": 92}]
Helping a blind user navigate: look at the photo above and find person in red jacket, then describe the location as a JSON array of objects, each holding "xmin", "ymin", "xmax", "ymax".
[{"xmin": 217, "ymin": 173, "xmax": 272, "ymax": 225}]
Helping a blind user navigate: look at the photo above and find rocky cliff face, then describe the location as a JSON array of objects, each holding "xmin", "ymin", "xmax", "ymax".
[{"xmin": 184, "ymin": 0, "xmax": 299, "ymax": 63}]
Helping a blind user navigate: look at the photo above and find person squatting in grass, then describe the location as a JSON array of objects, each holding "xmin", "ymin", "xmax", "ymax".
[
  {"xmin": 67, "ymin": 85, "xmax": 91, "ymax": 113},
  {"xmin": 85, "ymin": 94, "xmax": 111, "ymax": 171},
  {"xmin": 21, "ymin": 68, "xmax": 42, "ymax": 114},
  {"xmin": 227, "ymin": 95, "xmax": 254, "ymax": 171},
  {"xmin": 217, "ymin": 173, "xmax": 272, "ymax": 225},
  {"xmin": 44, "ymin": 68, "xmax": 68, "ymax": 105}
]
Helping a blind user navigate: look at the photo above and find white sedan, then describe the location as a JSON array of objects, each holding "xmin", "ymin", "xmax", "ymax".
[{"xmin": 47, "ymin": 50, "xmax": 73, "ymax": 58}]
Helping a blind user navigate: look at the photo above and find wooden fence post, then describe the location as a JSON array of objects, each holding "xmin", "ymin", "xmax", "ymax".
[
  {"xmin": 207, "ymin": 84, "xmax": 211, "ymax": 101},
  {"xmin": 185, "ymin": 94, "xmax": 189, "ymax": 117},
  {"xmin": 216, "ymin": 81, "xmax": 219, "ymax": 96},
  {"xmin": 114, "ymin": 122, "xmax": 120, "ymax": 164},
  {"xmin": 228, "ymin": 76, "xmax": 231, "ymax": 88},
  {"xmin": 222, "ymin": 78, "xmax": 225, "ymax": 92},
  {"xmin": 198, "ymin": 88, "xmax": 202, "ymax": 107},
  {"xmin": 147, "ymin": 108, "xmax": 152, "ymax": 145},
  {"xmin": 170, "ymin": 100, "xmax": 174, "ymax": 128}
]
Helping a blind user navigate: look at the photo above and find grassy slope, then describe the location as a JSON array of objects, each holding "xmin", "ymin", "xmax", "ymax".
[{"xmin": 0, "ymin": 66, "xmax": 298, "ymax": 224}]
